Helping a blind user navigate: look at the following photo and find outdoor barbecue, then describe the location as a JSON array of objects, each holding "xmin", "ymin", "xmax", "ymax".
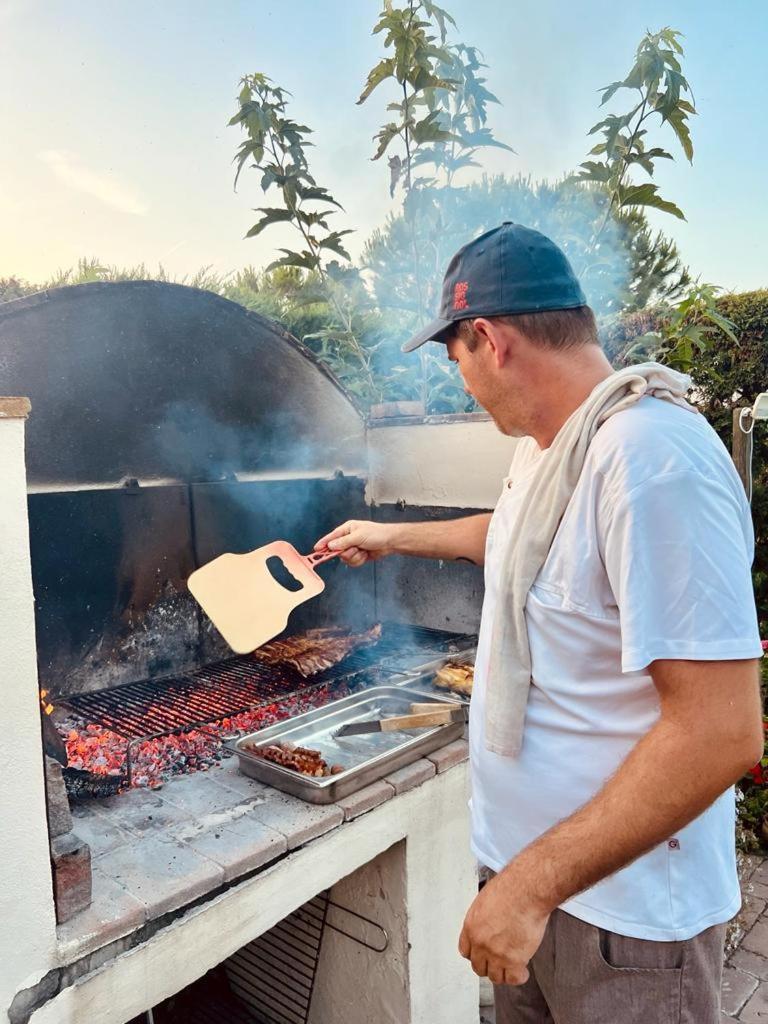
[
  {"xmin": 5, "ymin": 6, "xmax": 758, "ymax": 1022},
  {"xmin": 0, "ymin": 274, "xmax": 488, "ymax": 1024}
]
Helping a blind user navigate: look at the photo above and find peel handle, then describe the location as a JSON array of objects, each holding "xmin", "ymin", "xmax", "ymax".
[{"xmin": 303, "ymin": 548, "xmax": 341, "ymax": 569}]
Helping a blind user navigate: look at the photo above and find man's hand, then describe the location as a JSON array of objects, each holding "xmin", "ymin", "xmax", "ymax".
[
  {"xmin": 458, "ymin": 869, "xmax": 550, "ymax": 985},
  {"xmin": 315, "ymin": 520, "xmax": 397, "ymax": 567}
]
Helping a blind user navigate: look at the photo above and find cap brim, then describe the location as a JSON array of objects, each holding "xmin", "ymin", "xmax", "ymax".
[{"xmin": 401, "ymin": 317, "xmax": 454, "ymax": 353}]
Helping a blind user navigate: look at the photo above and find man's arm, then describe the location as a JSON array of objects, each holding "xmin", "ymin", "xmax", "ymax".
[
  {"xmin": 315, "ymin": 514, "xmax": 492, "ymax": 567},
  {"xmin": 459, "ymin": 657, "xmax": 763, "ymax": 985}
]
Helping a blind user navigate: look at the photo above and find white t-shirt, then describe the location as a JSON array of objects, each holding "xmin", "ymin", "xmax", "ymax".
[{"xmin": 469, "ymin": 395, "xmax": 762, "ymax": 941}]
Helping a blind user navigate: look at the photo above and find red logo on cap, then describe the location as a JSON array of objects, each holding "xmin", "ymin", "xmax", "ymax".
[{"xmin": 453, "ymin": 281, "xmax": 469, "ymax": 310}]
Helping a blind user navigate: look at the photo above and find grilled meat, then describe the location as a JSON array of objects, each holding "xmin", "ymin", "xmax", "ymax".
[
  {"xmin": 254, "ymin": 623, "xmax": 382, "ymax": 677},
  {"xmin": 433, "ymin": 662, "xmax": 474, "ymax": 697},
  {"xmin": 246, "ymin": 741, "xmax": 344, "ymax": 778}
]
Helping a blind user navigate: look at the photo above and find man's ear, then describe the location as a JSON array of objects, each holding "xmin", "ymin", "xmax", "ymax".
[{"xmin": 473, "ymin": 318, "xmax": 510, "ymax": 369}]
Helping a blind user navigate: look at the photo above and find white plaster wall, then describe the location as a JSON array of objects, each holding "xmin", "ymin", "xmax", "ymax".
[
  {"xmin": 0, "ymin": 411, "xmax": 58, "ymax": 1019},
  {"xmin": 309, "ymin": 841, "xmax": 410, "ymax": 1024},
  {"xmin": 366, "ymin": 417, "xmax": 520, "ymax": 509}
]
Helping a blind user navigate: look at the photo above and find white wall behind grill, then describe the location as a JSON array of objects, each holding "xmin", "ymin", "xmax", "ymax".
[{"xmin": 366, "ymin": 415, "xmax": 520, "ymax": 510}]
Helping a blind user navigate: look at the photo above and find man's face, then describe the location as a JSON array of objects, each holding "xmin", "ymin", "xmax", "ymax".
[{"xmin": 445, "ymin": 330, "xmax": 528, "ymax": 437}]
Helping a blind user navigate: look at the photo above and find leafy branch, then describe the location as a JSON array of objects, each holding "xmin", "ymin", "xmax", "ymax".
[
  {"xmin": 626, "ymin": 283, "xmax": 738, "ymax": 373},
  {"xmin": 575, "ymin": 28, "xmax": 696, "ymax": 234},
  {"xmin": 230, "ymin": 73, "xmax": 380, "ymax": 399}
]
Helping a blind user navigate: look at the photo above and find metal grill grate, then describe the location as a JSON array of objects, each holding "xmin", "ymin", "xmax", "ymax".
[
  {"xmin": 223, "ymin": 893, "xmax": 330, "ymax": 1024},
  {"xmin": 64, "ymin": 659, "xmax": 312, "ymax": 741}
]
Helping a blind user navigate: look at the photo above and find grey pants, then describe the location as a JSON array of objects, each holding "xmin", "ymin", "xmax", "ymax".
[{"xmin": 493, "ymin": 907, "xmax": 725, "ymax": 1024}]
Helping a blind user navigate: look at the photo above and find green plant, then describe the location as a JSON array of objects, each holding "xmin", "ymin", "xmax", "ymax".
[
  {"xmin": 623, "ymin": 283, "xmax": 738, "ymax": 373},
  {"xmin": 359, "ymin": 0, "xmax": 514, "ymax": 409},
  {"xmin": 229, "ymin": 72, "xmax": 382, "ymax": 402},
  {"xmin": 575, "ymin": 27, "xmax": 696, "ymax": 232}
]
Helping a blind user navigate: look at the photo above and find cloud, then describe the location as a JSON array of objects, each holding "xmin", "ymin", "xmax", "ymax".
[{"xmin": 39, "ymin": 149, "xmax": 148, "ymax": 216}]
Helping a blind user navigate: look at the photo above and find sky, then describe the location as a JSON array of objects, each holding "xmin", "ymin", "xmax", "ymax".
[{"xmin": 1, "ymin": 0, "xmax": 766, "ymax": 293}]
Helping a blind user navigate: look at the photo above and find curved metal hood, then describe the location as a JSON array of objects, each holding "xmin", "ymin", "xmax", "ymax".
[{"xmin": 0, "ymin": 280, "xmax": 366, "ymax": 488}]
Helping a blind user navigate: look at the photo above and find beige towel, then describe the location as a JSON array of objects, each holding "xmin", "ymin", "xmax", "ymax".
[{"xmin": 485, "ymin": 362, "xmax": 698, "ymax": 757}]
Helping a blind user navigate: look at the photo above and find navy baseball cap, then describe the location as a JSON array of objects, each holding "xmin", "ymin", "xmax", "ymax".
[{"xmin": 402, "ymin": 222, "xmax": 588, "ymax": 352}]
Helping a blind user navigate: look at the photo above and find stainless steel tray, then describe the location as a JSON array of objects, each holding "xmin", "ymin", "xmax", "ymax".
[
  {"xmin": 392, "ymin": 651, "xmax": 476, "ymax": 705},
  {"xmin": 225, "ymin": 685, "xmax": 465, "ymax": 804}
]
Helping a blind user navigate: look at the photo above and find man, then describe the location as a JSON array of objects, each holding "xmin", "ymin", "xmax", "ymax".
[{"xmin": 316, "ymin": 223, "xmax": 763, "ymax": 1023}]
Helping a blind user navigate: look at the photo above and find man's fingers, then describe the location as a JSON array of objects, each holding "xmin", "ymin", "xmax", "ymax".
[
  {"xmin": 341, "ymin": 547, "xmax": 368, "ymax": 568},
  {"xmin": 487, "ymin": 963, "xmax": 506, "ymax": 986},
  {"xmin": 458, "ymin": 926, "xmax": 471, "ymax": 960},
  {"xmin": 503, "ymin": 964, "xmax": 530, "ymax": 987},
  {"xmin": 314, "ymin": 522, "xmax": 357, "ymax": 551},
  {"xmin": 470, "ymin": 952, "xmax": 489, "ymax": 978}
]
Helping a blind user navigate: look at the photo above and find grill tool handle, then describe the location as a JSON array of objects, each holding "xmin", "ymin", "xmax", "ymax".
[
  {"xmin": 380, "ymin": 709, "xmax": 458, "ymax": 731},
  {"xmin": 303, "ymin": 548, "xmax": 340, "ymax": 569}
]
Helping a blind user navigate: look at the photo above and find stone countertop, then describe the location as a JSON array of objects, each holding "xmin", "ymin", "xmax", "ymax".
[{"xmin": 58, "ymin": 739, "xmax": 469, "ymax": 964}]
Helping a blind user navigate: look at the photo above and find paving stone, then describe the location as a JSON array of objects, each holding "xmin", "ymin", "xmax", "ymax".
[
  {"xmin": 426, "ymin": 738, "xmax": 469, "ymax": 774},
  {"xmin": 246, "ymin": 790, "xmax": 344, "ymax": 851},
  {"xmin": 742, "ymin": 920, "xmax": 768, "ymax": 957},
  {"xmin": 182, "ymin": 817, "xmax": 287, "ymax": 883},
  {"xmin": 730, "ymin": 949, "xmax": 768, "ymax": 982},
  {"xmin": 739, "ymin": 981, "xmax": 768, "ymax": 1023},
  {"xmin": 56, "ymin": 866, "xmax": 146, "ymax": 959},
  {"xmin": 751, "ymin": 861, "xmax": 768, "ymax": 888},
  {"xmin": 99, "ymin": 835, "xmax": 224, "ymax": 920},
  {"xmin": 741, "ymin": 855, "xmax": 764, "ymax": 882},
  {"xmin": 336, "ymin": 780, "xmax": 395, "ymax": 821},
  {"xmin": 740, "ymin": 897, "xmax": 767, "ymax": 936},
  {"xmin": 750, "ymin": 881, "xmax": 768, "ymax": 902},
  {"xmin": 69, "ymin": 804, "xmax": 135, "ymax": 858},
  {"xmin": 722, "ymin": 966, "xmax": 759, "ymax": 1016},
  {"xmin": 385, "ymin": 757, "xmax": 436, "ymax": 795}
]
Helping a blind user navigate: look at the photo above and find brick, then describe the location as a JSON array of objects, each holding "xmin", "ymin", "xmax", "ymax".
[
  {"xmin": 93, "ymin": 787, "xmax": 190, "ymax": 836},
  {"xmin": 182, "ymin": 817, "xmax": 287, "ymax": 883},
  {"xmin": 98, "ymin": 835, "xmax": 224, "ymax": 920},
  {"xmin": 56, "ymin": 866, "xmax": 146, "ymax": 959},
  {"xmin": 51, "ymin": 832, "xmax": 92, "ymax": 923},
  {"xmin": 210, "ymin": 758, "xmax": 273, "ymax": 801},
  {"xmin": 730, "ymin": 948, "xmax": 768, "ymax": 982},
  {"xmin": 158, "ymin": 772, "xmax": 249, "ymax": 817},
  {"xmin": 739, "ymin": 981, "xmax": 768, "ymax": 1023},
  {"xmin": 69, "ymin": 804, "xmax": 135, "ymax": 858},
  {"xmin": 385, "ymin": 757, "xmax": 436, "ymax": 795},
  {"xmin": 426, "ymin": 738, "xmax": 469, "ymax": 774},
  {"xmin": 721, "ymin": 966, "xmax": 759, "ymax": 1016},
  {"xmin": 247, "ymin": 791, "xmax": 344, "ymax": 850},
  {"xmin": 742, "ymin": 920, "xmax": 768, "ymax": 957},
  {"xmin": 44, "ymin": 756, "xmax": 73, "ymax": 838},
  {"xmin": 336, "ymin": 780, "xmax": 395, "ymax": 821}
]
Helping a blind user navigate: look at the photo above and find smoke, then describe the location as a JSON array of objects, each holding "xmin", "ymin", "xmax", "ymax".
[{"xmin": 360, "ymin": 174, "xmax": 651, "ymax": 402}]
